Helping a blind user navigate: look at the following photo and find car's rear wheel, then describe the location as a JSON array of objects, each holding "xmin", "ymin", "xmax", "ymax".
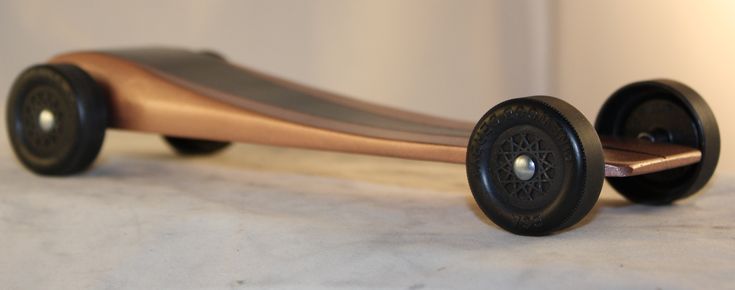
[
  {"xmin": 595, "ymin": 80, "xmax": 720, "ymax": 204},
  {"xmin": 163, "ymin": 136, "xmax": 231, "ymax": 156}
]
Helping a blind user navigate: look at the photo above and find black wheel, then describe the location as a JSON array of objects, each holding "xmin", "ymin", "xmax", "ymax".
[
  {"xmin": 466, "ymin": 96, "xmax": 604, "ymax": 236},
  {"xmin": 6, "ymin": 64, "xmax": 108, "ymax": 175},
  {"xmin": 595, "ymin": 80, "xmax": 720, "ymax": 204},
  {"xmin": 163, "ymin": 136, "xmax": 231, "ymax": 156}
]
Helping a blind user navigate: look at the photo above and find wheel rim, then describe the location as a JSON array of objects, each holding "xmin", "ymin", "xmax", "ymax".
[
  {"xmin": 17, "ymin": 85, "xmax": 77, "ymax": 160},
  {"xmin": 490, "ymin": 126, "xmax": 565, "ymax": 210}
]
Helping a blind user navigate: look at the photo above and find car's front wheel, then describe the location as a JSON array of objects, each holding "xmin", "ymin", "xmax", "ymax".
[{"xmin": 6, "ymin": 64, "xmax": 108, "ymax": 175}]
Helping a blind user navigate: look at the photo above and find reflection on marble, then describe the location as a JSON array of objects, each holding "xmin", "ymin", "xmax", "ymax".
[{"xmin": 0, "ymin": 131, "xmax": 734, "ymax": 289}]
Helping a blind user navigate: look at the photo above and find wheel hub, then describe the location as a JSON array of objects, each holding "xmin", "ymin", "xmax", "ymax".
[
  {"xmin": 513, "ymin": 154, "xmax": 536, "ymax": 181},
  {"xmin": 38, "ymin": 109, "xmax": 55, "ymax": 132},
  {"xmin": 493, "ymin": 130, "xmax": 559, "ymax": 206}
]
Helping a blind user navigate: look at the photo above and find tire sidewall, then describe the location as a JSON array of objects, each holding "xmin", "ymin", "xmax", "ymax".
[
  {"xmin": 6, "ymin": 64, "xmax": 107, "ymax": 175},
  {"xmin": 467, "ymin": 97, "xmax": 603, "ymax": 235}
]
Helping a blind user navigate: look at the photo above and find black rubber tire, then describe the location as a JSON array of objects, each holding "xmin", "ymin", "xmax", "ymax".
[
  {"xmin": 6, "ymin": 64, "xmax": 108, "ymax": 175},
  {"xmin": 163, "ymin": 136, "xmax": 231, "ymax": 156},
  {"xmin": 595, "ymin": 79, "xmax": 720, "ymax": 205},
  {"xmin": 467, "ymin": 96, "xmax": 604, "ymax": 236}
]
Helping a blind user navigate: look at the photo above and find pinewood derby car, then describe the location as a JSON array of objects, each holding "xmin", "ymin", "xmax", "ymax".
[{"xmin": 6, "ymin": 47, "xmax": 720, "ymax": 235}]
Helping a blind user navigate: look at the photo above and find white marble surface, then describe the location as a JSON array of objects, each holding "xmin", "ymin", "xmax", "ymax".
[{"xmin": 1, "ymin": 131, "xmax": 734, "ymax": 290}]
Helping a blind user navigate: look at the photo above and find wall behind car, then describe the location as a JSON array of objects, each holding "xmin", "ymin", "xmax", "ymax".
[
  {"xmin": 0, "ymin": 0, "xmax": 550, "ymax": 121},
  {"xmin": 0, "ymin": 0, "xmax": 732, "ymax": 170}
]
